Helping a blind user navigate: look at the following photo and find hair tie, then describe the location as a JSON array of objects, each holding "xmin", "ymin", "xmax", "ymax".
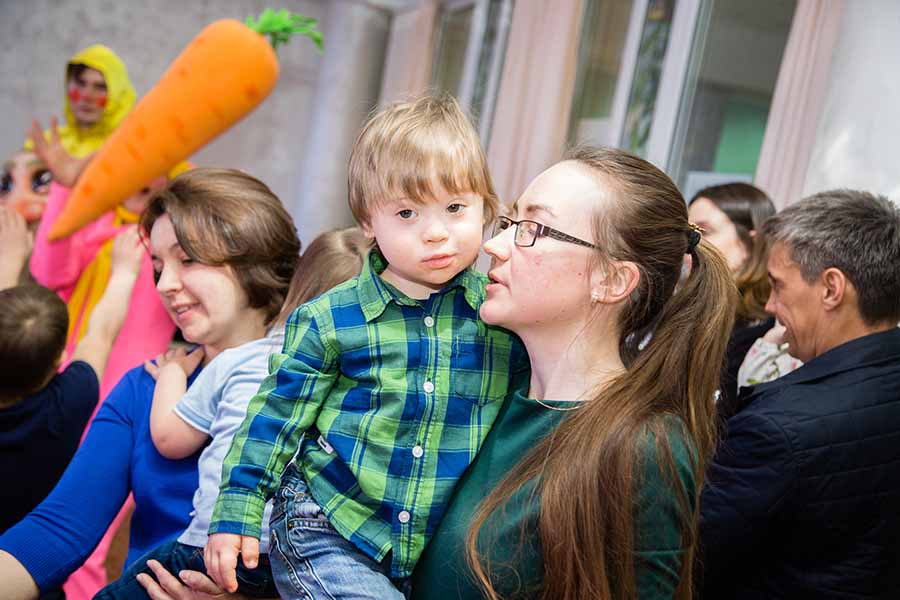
[{"xmin": 686, "ymin": 223, "xmax": 703, "ymax": 254}]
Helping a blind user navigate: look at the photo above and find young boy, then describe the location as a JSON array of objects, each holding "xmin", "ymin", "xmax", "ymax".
[
  {"xmin": 206, "ymin": 95, "xmax": 526, "ymax": 597},
  {"xmin": 0, "ymin": 225, "xmax": 144, "ymax": 534}
]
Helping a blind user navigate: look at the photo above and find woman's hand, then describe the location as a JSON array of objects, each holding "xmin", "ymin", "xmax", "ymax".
[
  {"xmin": 136, "ymin": 559, "xmax": 255, "ymax": 600},
  {"xmin": 27, "ymin": 117, "xmax": 92, "ymax": 188}
]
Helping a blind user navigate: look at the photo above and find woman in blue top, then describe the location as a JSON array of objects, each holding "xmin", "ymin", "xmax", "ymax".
[
  {"xmin": 0, "ymin": 168, "xmax": 301, "ymax": 599},
  {"xmin": 412, "ymin": 147, "xmax": 737, "ymax": 599}
]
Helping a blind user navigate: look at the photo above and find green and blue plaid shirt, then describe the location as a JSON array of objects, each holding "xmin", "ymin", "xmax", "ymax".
[{"xmin": 210, "ymin": 250, "xmax": 526, "ymax": 577}]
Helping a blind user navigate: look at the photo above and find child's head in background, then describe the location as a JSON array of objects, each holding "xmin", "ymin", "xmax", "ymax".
[
  {"xmin": 275, "ymin": 227, "xmax": 371, "ymax": 326},
  {"xmin": 0, "ymin": 285, "xmax": 68, "ymax": 405}
]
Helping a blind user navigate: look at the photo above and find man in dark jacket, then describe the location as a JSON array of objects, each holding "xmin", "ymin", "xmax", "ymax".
[{"xmin": 699, "ymin": 189, "xmax": 900, "ymax": 599}]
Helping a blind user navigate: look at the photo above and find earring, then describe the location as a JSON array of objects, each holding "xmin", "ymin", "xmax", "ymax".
[{"xmin": 591, "ymin": 291, "xmax": 601, "ymax": 303}]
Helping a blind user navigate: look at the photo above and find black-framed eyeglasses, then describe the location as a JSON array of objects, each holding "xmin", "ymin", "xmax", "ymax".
[{"xmin": 493, "ymin": 216, "xmax": 599, "ymax": 249}]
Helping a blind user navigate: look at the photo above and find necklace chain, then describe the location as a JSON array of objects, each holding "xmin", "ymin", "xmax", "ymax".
[{"xmin": 532, "ymin": 397, "xmax": 583, "ymax": 412}]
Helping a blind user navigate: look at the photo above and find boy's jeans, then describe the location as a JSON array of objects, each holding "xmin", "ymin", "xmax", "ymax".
[
  {"xmin": 94, "ymin": 539, "xmax": 277, "ymax": 599},
  {"xmin": 269, "ymin": 462, "xmax": 411, "ymax": 600}
]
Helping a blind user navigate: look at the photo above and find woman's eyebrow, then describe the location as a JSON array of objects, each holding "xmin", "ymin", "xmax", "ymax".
[{"xmin": 524, "ymin": 203, "xmax": 557, "ymax": 219}]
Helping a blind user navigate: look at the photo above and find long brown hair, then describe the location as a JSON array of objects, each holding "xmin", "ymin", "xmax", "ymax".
[
  {"xmin": 690, "ymin": 183, "xmax": 775, "ymax": 321},
  {"xmin": 274, "ymin": 227, "xmax": 371, "ymax": 326},
  {"xmin": 141, "ymin": 168, "xmax": 301, "ymax": 326},
  {"xmin": 466, "ymin": 147, "xmax": 737, "ymax": 600}
]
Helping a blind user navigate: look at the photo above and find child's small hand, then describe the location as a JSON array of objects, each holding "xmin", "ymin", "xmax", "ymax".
[
  {"xmin": 110, "ymin": 226, "xmax": 145, "ymax": 278},
  {"xmin": 145, "ymin": 347, "xmax": 205, "ymax": 381},
  {"xmin": 763, "ymin": 322, "xmax": 787, "ymax": 346},
  {"xmin": 0, "ymin": 205, "xmax": 33, "ymax": 265},
  {"xmin": 205, "ymin": 533, "xmax": 260, "ymax": 593}
]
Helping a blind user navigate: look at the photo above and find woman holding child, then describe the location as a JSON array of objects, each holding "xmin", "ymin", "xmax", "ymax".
[
  {"xmin": 412, "ymin": 147, "xmax": 736, "ymax": 599},
  {"xmin": 0, "ymin": 168, "xmax": 304, "ymax": 599}
]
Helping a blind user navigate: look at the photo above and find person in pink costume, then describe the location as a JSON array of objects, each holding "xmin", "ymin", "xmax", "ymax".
[{"xmin": 27, "ymin": 129, "xmax": 175, "ymax": 600}]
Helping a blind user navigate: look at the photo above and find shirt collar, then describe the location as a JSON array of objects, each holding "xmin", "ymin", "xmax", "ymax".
[
  {"xmin": 749, "ymin": 327, "xmax": 900, "ymax": 396},
  {"xmin": 356, "ymin": 248, "xmax": 485, "ymax": 322}
]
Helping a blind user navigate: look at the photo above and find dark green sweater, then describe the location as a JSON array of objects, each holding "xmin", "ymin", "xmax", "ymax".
[{"xmin": 411, "ymin": 387, "xmax": 696, "ymax": 599}]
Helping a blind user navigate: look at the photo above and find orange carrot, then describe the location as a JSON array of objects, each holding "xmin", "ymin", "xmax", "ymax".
[{"xmin": 49, "ymin": 11, "xmax": 321, "ymax": 240}]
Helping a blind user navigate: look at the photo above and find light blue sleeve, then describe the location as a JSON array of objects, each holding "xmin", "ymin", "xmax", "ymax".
[{"xmin": 174, "ymin": 357, "xmax": 225, "ymax": 434}]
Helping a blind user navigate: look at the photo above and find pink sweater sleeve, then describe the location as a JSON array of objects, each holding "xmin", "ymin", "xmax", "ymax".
[{"xmin": 29, "ymin": 182, "xmax": 117, "ymax": 297}]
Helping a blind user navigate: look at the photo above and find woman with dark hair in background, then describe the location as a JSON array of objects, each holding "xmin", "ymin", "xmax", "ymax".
[{"xmin": 688, "ymin": 182, "xmax": 776, "ymax": 420}]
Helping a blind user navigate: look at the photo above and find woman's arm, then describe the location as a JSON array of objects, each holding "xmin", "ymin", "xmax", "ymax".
[
  {"xmin": 633, "ymin": 428, "xmax": 698, "ymax": 599},
  {"xmin": 0, "ymin": 371, "xmax": 140, "ymax": 592},
  {"xmin": 0, "ymin": 551, "xmax": 39, "ymax": 600}
]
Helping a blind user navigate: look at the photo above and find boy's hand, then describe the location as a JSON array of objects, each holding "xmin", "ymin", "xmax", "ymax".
[
  {"xmin": 205, "ymin": 533, "xmax": 260, "ymax": 593},
  {"xmin": 144, "ymin": 346, "xmax": 205, "ymax": 381},
  {"xmin": 0, "ymin": 205, "xmax": 33, "ymax": 284},
  {"xmin": 110, "ymin": 226, "xmax": 145, "ymax": 278},
  {"xmin": 28, "ymin": 117, "xmax": 92, "ymax": 188}
]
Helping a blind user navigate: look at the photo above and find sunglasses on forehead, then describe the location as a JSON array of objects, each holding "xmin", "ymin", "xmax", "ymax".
[{"xmin": 493, "ymin": 216, "xmax": 599, "ymax": 249}]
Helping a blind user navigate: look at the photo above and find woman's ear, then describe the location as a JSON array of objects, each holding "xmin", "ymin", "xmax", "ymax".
[{"xmin": 591, "ymin": 261, "xmax": 639, "ymax": 304}]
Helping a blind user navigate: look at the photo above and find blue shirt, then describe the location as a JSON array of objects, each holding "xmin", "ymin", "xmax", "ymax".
[
  {"xmin": 0, "ymin": 361, "xmax": 99, "ymax": 534},
  {"xmin": 0, "ymin": 365, "xmax": 202, "ymax": 593}
]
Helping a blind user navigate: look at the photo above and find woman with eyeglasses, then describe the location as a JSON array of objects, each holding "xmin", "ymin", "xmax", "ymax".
[{"xmin": 411, "ymin": 147, "xmax": 737, "ymax": 600}]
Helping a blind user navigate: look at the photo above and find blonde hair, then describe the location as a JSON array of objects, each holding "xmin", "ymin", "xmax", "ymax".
[
  {"xmin": 275, "ymin": 227, "xmax": 372, "ymax": 325},
  {"xmin": 348, "ymin": 93, "xmax": 498, "ymax": 226}
]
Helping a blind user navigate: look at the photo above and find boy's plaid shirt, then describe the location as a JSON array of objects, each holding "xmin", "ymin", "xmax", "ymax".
[{"xmin": 210, "ymin": 250, "xmax": 526, "ymax": 578}]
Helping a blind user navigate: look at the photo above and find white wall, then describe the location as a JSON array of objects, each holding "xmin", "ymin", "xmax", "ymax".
[
  {"xmin": 0, "ymin": 0, "xmax": 327, "ymax": 217},
  {"xmin": 802, "ymin": 0, "xmax": 900, "ymax": 200}
]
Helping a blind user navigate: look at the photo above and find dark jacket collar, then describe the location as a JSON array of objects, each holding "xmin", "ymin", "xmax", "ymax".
[{"xmin": 748, "ymin": 328, "xmax": 900, "ymax": 400}]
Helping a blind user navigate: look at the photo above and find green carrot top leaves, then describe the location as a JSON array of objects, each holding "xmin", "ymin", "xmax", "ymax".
[{"xmin": 246, "ymin": 8, "xmax": 323, "ymax": 52}]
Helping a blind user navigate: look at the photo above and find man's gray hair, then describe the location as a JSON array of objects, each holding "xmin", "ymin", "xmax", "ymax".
[{"xmin": 761, "ymin": 189, "xmax": 900, "ymax": 325}]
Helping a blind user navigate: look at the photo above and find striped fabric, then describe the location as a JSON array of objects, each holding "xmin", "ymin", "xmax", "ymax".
[{"xmin": 210, "ymin": 250, "xmax": 526, "ymax": 577}]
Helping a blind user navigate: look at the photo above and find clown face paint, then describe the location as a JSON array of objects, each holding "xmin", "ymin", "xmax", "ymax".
[
  {"xmin": 67, "ymin": 67, "xmax": 108, "ymax": 127},
  {"xmin": 0, "ymin": 151, "xmax": 52, "ymax": 223}
]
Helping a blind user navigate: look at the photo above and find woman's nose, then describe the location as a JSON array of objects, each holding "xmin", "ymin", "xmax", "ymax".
[
  {"xmin": 156, "ymin": 263, "xmax": 181, "ymax": 294},
  {"xmin": 483, "ymin": 226, "xmax": 513, "ymax": 260}
]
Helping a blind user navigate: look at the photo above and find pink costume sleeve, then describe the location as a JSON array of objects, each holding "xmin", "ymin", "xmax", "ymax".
[{"xmin": 29, "ymin": 182, "xmax": 119, "ymax": 301}]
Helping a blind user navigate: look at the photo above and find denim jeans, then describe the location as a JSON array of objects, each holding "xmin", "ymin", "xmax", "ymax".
[
  {"xmin": 94, "ymin": 539, "xmax": 278, "ymax": 599},
  {"xmin": 268, "ymin": 463, "xmax": 411, "ymax": 600}
]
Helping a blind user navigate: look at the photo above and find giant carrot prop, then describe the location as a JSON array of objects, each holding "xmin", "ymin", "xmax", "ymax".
[{"xmin": 48, "ymin": 9, "xmax": 322, "ymax": 240}]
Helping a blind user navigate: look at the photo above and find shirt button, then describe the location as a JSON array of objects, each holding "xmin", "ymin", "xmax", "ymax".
[
  {"xmin": 424, "ymin": 316, "xmax": 435, "ymax": 328},
  {"xmin": 412, "ymin": 445, "xmax": 424, "ymax": 458},
  {"xmin": 423, "ymin": 380, "xmax": 435, "ymax": 394},
  {"xmin": 398, "ymin": 510, "xmax": 411, "ymax": 524}
]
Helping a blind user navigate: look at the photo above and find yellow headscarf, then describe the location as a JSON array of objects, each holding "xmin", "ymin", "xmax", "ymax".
[{"xmin": 26, "ymin": 44, "xmax": 137, "ymax": 158}]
